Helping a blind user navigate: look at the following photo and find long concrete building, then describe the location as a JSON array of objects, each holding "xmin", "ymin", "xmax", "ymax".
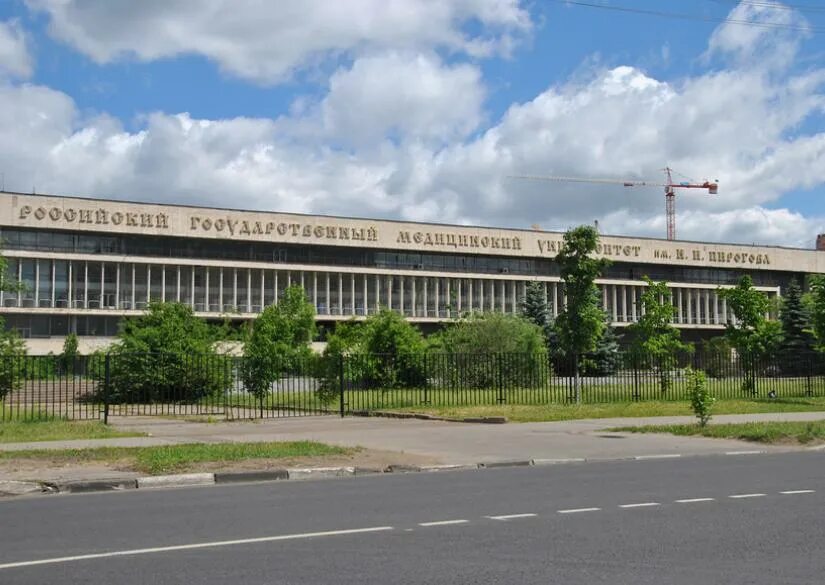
[{"xmin": 1, "ymin": 191, "xmax": 823, "ymax": 353}]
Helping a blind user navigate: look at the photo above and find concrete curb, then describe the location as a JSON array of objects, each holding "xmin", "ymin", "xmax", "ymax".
[
  {"xmin": 350, "ymin": 410, "xmax": 508, "ymax": 424},
  {"xmin": 137, "ymin": 473, "xmax": 215, "ymax": 489},
  {"xmin": 2, "ymin": 448, "xmax": 797, "ymax": 498}
]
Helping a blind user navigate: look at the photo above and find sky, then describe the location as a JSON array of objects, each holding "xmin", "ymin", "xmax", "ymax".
[{"xmin": 0, "ymin": 0, "xmax": 823, "ymax": 248}]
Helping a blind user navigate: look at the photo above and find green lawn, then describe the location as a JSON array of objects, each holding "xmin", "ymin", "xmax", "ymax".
[
  {"xmin": 399, "ymin": 397, "xmax": 825, "ymax": 423},
  {"xmin": 0, "ymin": 441, "xmax": 355, "ymax": 474},
  {"xmin": 0, "ymin": 418, "xmax": 144, "ymax": 443},
  {"xmin": 612, "ymin": 421, "xmax": 825, "ymax": 445}
]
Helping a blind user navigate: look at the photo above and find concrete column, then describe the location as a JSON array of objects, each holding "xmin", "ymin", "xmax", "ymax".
[
  {"xmin": 100, "ymin": 262, "xmax": 104, "ymax": 308},
  {"xmin": 704, "ymin": 290, "xmax": 710, "ymax": 325},
  {"xmin": 411, "ymin": 277, "xmax": 417, "ymax": 317},
  {"xmin": 84, "ymin": 261, "xmax": 89, "ymax": 308},
  {"xmin": 468, "ymin": 279, "xmax": 473, "ymax": 314},
  {"xmin": 232, "ymin": 268, "xmax": 238, "ymax": 310},
  {"xmin": 611, "ymin": 285, "xmax": 618, "ymax": 322},
  {"xmin": 479, "ymin": 278, "xmax": 484, "ymax": 313},
  {"xmin": 435, "ymin": 278, "xmax": 440, "ymax": 317},
  {"xmin": 713, "ymin": 292, "xmax": 719, "ymax": 325},
  {"xmin": 114, "ymin": 263, "xmax": 119, "ymax": 310},
  {"xmin": 16, "ymin": 260, "xmax": 22, "ymax": 308},
  {"xmin": 375, "ymin": 274, "xmax": 380, "ymax": 312},
  {"xmin": 552, "ymin": 282, "xmax": 558, "ymax": 317},
  {"xmin": 313, "ymin": 272, "xmax": 318, "ymax": 310},
  {"xmin": 400, "ymin": 276, "xmax": 405, "ymax": 315},
  {"xmin": 246, "ymin": 269, "xmax": 251, "ymax": 312},
  {"xmin": 176, "ymin": 265, "xmax": 181, "ymax": 303},
  {"xmin": 34, "ymin": 259, "xmax": 40, "ymax": 306},
  {"xmin": 500, "ymin": 280, "xmax": 505, "ymax": 313},
  {"xmin": 193, "ymin": 267, "xmax": 198, "ymax": 309},
  {"xmin": 338, "ymin": 272, "xmax": 343, "ymax": 315},
  {"xmin": 387, "ymin": 275, "xmax": 392, "ymax": 311},
  {"xmin": 620, "ymin": 285, "xmax": 627, "ymax": 322},
  {"xmin": 687, "ymin": 289, "xmax": 693, "ymax": 324},
  {"xmin": 457, "ymin": 280, "xmax": 462, "ymax": 314},
  {"xmin": 51, "ymin": 260, "xmax": 57, "ymax": 308},
  {"xmin": 205, "ymin": 268, "xmax": 210, "ymax": 311},
  {"xmin": 326, "ymin": 273, "xmax": 331, "ymax": 315},
  {"xmin": 423, "ymin": 278, "xmax": 429, "ymax": 317},
  {"xmin": 511, "ymin": 281, "xmax": 517, "ymax": 314},
  {"xmin": 260, "ymin": 270, "xmax": 265, "ymax": 310},
  {"xmin": 351, "ymin": 273, "xmax": 356, "ymax": 315},
  {"xmin": 130, "ymin": 264, "xmax": 135, "ymax": 309},
  {"xmin": 446, "ymin": 279, "xmax": 452, "ymax": 317},
  {"xmin": 161, "ymin": 265, "xmax": 166, "ymax": 302},
  {"xmin": 676, "ymin": 288, "xmax": 683, "ymax": 324},
  {"xmin": 274, "ymin": 271, "xmax": 279, "ymax": 305},
  {"xmin": 219, "ymin": 268, "xmax": 224, "ymax": 310},
  {"xmin": 68, "ymin": 261, "xmax": 73, "ymax": 308}
]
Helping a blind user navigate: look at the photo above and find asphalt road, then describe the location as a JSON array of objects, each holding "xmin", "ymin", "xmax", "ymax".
[{"xmin": 1, "ymin": 451, "xmax": 824, "ymax": 584}]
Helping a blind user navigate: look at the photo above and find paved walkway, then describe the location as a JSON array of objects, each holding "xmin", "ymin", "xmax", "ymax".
[{"xmin": 3, "ymin": 412, "xmax": 825, "ymax": 465}]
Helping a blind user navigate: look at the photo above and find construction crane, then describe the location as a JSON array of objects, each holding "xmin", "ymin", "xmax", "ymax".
[{"xmin": 509, "ymin": 167, "xmax": 718, "ymax": 241}]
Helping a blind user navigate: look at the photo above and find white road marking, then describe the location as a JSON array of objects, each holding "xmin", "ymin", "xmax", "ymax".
[
  {"xmin": 780, "ymin": 490, "xmax": 815, "ymax": 495},
  {"xmin": 485, "ymin": 514, "xmax": 537, "ymax": 521},
  {"xmin": 0, "ymin": 526, "xmax": 395, "ymax": 571},
  {"xmin": 634, "ymin": 454, "xmax": 681, "ymax": 460},
  {"xmin": 675, "ymin": 498, "xmax": 715, "ymax": 504},
  {"xmin": 418, "ymin": 519, "xmax": 469, "ymax": 527},
  {"xmin": 558, "ymin": 507, "xmax": 601, "ymax": 514},
  {"xmin": 729, "ymin": 493, "xmax": 766, "ymax": 499},
  {"xmin": 619, "ymin": 502, "xmax": 660, "ymax": 509},
  {"xmin": 725, "ymin": 450, "xmax": 764, "ymax": 456}
]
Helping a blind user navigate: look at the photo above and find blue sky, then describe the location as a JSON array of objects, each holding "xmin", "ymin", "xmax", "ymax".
[{"xmin": 0, "ymin": 1, "xmax": 823, "ymax": 246}]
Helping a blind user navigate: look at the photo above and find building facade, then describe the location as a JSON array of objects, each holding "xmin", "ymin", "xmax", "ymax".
[{"xmin": 1, "ymin": 191, "xmax": 823, "ymax": 353}]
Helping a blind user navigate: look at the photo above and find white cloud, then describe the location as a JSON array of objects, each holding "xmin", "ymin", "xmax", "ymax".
[
  {"xmin": 0, "ymin": 20, "xmax": 33, "ymax": 79},
  {"xmin": 320, "ymin": 52, "xmax": 485, "ymax": 146},
  {"xmin": 1, "ymin": 1, "xmax": 823, "ymax": 248},
  {"xmin": 25, "ymin": 0, "xmax": 530, "ymax": 84}
]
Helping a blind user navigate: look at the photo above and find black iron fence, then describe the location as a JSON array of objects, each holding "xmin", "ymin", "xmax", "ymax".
[{"xmin": 1, "ymin": 350, "xmax": 824, "ymax": 422}]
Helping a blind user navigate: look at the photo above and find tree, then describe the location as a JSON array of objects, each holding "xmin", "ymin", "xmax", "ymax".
[
  {"xmin": 807, "ymin": 275, "xmax": 825, "ymax": 352},
  {"xmin": 429, "ymin": 312, "xmax": 548, "ymax": 389},
  {"xmin": 554, "ymin": 225, "xmax": 610, "ymax": 402},
  {"xmin": 520, "ymin": 281, "xmax": 549, "ymax": 330},
  {"xmin": 0, "ymin": 249, "xmax": 26, "ymax": 402},
  {"xmin": 626, "ymin": 277, "xmax": 691, "ymax": 393},
  {"xmin": 778, "ymin": 279, "xmax": 816, "ymax": 372},
  {"xmin": 104, "ymin": 302, "xmax": 226, "ymax": 403},
  {"xmin": 719, "ymin": 276, "xmax": 782, "ymax": 394},
  {"xmin": 242, "ymin": 286, "xmax": 316, "ymax": 405},
  {"xmin": 687, "ymin": 368, "xmax": 715, "ymax": 427},
  {"xmin": 60, "ymin": 332, "xmax": 79, "ymax": 377},
  {"xmin": 582, "ymin": 322, "xmax": 622, "ymax": 376}
]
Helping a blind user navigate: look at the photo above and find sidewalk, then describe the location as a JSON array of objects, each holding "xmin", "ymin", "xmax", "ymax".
[{"xmin": 3, "ymin": 411, "xmax": 824, "ymax": 465}]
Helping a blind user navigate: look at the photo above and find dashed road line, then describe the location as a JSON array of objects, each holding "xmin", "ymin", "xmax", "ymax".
[
  {"xmin": 485, "ymin": 514, "xmax": 537, "ymax": 521},
  {"xmin": 634, "ymin": 454, "xmax": 681, "ymax": 460},
  {"xmin": 418, "ymin": 519, "xmax": 469, "ymax": 527},
  {"xmin": 729, "ymin": 493, "xmax": 766, "ymax": 499},
  {"xmin": 558, "ymin": 507, "xmax": 601, "ymax": 514},
  {"xmin": 619, "ymin": 502, "xmax": 660, "ymax": 509},
  {"xmin": 725, "ymin": 450, "xmax": 765, "ymax": 456},
  {"xmin": 675, "ymin": 498, "xmax": 715, "ymax": 504},
  {"xmin": 780, "ymin": 490, "xmax": 815, "ymax": 495}
]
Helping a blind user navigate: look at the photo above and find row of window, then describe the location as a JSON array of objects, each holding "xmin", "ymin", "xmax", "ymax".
[{"xmin": 0, "ymin": 227, "xmax": 799, "ymax": 287}]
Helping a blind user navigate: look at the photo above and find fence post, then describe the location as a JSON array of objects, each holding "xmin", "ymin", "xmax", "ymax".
[
  {"xmin": 103, "ymin": 353, "xmax": 111, "ymax": 425},
  {"xmin": 422, "ymin": 353, "xmax": 429, "ymax": 405},
  {"xmin": 632, "ymin": 352, "xmax": 640, "ymax": 401},
  {"xmin": 497, "ymin": 353, "xmax": 505, "ymax": 404},
  {"xmin": 339, "ymin": 354, "xmax": 345, "ymax": 418}
]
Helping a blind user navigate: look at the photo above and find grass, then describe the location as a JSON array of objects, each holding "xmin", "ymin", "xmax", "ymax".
[
  {"xmin": 0, "ymin": 417, "xmax": 144, "ymax": 443},
  {"xmin": 0, "ymin": 441, "xmax": 355, "ymax": 474},
  {"xmin": 401, "ymin": 397, "xmax": 825, "ymax": 423},
  {"xmin": 612, "ymin": 421, "xmax": 825, "ymax": 445}
]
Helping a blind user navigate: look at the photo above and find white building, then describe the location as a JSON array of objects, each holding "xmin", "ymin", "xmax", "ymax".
[{"xmin": 1, "ymin": 191, "xmax": 823, "ymax": 353}]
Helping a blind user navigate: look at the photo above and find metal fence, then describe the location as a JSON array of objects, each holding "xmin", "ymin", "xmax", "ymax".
[{"xmin": 1, "ymin": 350, "xmax": 824, "ymax": 422}]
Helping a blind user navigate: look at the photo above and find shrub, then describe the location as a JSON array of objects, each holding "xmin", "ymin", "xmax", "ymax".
[
  {"xmin": 687, "ymin": 367, "xmax": 715, "ymax": 427},
  {"xmin": 101, "ymin": 303, "xmax": 226, "ymax": 403},
  {"xmin": 0, "ymin": 317, "xmax": 27, "ymax": 401}
]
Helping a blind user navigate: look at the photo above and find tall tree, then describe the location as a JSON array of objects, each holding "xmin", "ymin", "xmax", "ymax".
[
  {"xmin": 809, "ymin": 275, "xmax": 825, "ymax": 352},
  {"xmin": 626, "ymin": 277, "xmax": 691, "ymax": 393},
  {"xmin": 719, "ymin": 276, "xmax": 782, "ymax": 393},
  {"xmin": 778, "ymin": 279, "xmax": 815, "ymax": 370},
  {"xmin": 242, "ymin": 285, "xmax": 316, "ymax": 404},
  {"xmin": 554, "ymin": 225, "xmax": 610, "ymax": 402}
]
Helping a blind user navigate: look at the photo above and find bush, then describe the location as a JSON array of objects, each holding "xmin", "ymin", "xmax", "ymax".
[
  {"xmin": 428, "ymin": 313, "xmax": 548, "ymax": 389},
  {"xmin": 687, "ymin": 367, "xmax": 715, "ymax": 427},
  {"xmin": 101, "ymin": 303, "xmax": 226, "ymax": 403},
  {"xmin": 700, "ymin": 337, "xmax": 733, "ymax": 379}
]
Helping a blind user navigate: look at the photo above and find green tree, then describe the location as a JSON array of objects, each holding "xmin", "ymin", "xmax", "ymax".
[
  {"xmin": 719, "ymin": 276, "xmax": 782, "ymax": 394},
  {"xmin": 626, "ymin": 278, "xmax": 691, "ymax": 393},
  {"xmin": 60, "ymin": 332, "xmax": 79, "ymax": 376},
  {"xmin": 778, "ymin": 279, "xmax": 816, "ymax": 372},
  {"xmin": 428, "ymin": 312, "xmax": 548, "ymax": 389},
  {"xmin": 700, "ymin": 336, "xmax": 733, "ymax": 379},
  {"xmin": 582, "ymin": 322, "xmax": 622, "ymax": 376},
  {"xmin": 687, "ymin": 368, "xmax": 715, "ymax": 427},
  {"xmin": 554, "ymin": 225, "xmax": 610, "ymax": 402},
  {"xmin": 104, "ymin": 302, "xmax": 226, "ymax": 403},
  {"xmin": 0, "ymin": 250, "xmax": 27, "ymax": 401},
  {"xmin": 242, "ymin": 286, "xmax": 316, "ymax": 403},
  {"xmin": 810, "ymin": 275, "xmax": 825, "ymax": 352},
  {"xmin": 520, "ymin": 281, "xmax": 549, "ymax": 330}
]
